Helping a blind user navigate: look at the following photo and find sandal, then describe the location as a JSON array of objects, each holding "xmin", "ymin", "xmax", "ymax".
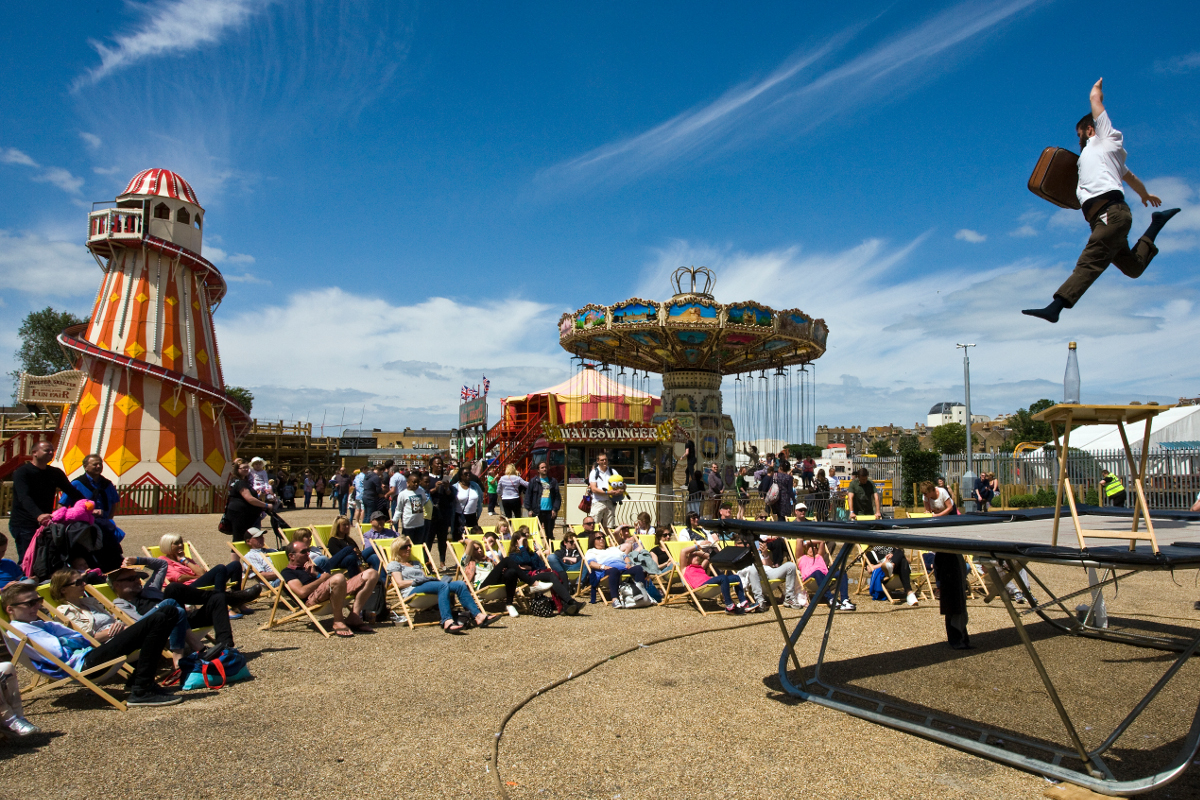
[
  {"xmin": 331, "ymin": 624, "xmax": 355, "ymax": 638},
  {"xmin": 476, "ymin": 614, "xmax": 502, "ymax": 628},
  {"xmin": 442, "ymin": 620, "xmax": 466, "ymax": 634}
]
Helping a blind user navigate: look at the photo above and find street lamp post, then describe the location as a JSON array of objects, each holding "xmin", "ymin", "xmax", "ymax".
[{"xmin": 957, "ymin": 343, "xmax": 976, "ymax": 512}]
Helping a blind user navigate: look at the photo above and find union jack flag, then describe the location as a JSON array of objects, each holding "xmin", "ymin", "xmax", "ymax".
[
  {"xmin": 468, "ymin": 386, "xmax": 480, "ymax": 400},
  {"xmin": 460, "ymin": 385, "xmax": 470, "ymax": 401},
  {"xmin": 482, "ymin": 376, "xmax": 490, "ymax": 395}
]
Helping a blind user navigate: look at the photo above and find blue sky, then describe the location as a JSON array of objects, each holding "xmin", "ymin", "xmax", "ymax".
[{"xmin": 1, "ymin": 0, "xmax": 1198, "ymax": 436}]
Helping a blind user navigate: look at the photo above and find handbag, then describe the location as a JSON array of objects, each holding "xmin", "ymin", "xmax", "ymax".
[
  {"xmin": 578, "ymin": 493, "xmax": 592, "ymax": 513},
  {"xmin": 765, "ymin": 482, "xmax": 780, "ymax": 505},
  {"xmin": 181, "ymin": 647, "xmax": 251, "ymax": 691},
  {"xmin": 527, "ymin": 593, "xmax": 557, "ymax": 617}
]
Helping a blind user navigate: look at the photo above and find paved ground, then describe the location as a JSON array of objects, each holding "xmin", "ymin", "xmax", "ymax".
[{"xmin": 2, "ymin": 508, "xmax": 1200, "ymax": 800}]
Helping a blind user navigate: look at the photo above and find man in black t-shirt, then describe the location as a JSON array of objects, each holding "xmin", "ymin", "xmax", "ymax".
[
  {"xmin": 280, "ymin": 541, "xmax": 378, "ymax": 635},
  {"xmin": 11, "ymin": 440, "xmax": 83, "ymax": 559}
]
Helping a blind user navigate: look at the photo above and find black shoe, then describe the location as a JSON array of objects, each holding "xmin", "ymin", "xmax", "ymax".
[
  {"xmin": 128, "ymin": 689, "xmax": 183, "ymax": 706},
  {"xmin": 201, "ymin": 641, "xmax": 234, "ymax": 662},
  {"xmin": 226, "ymin": 585, "xmax": 263, "ymax": 606},
  {"xmin": 564, "ymin": 601, "xmax": 583, "ymax": 616},
  {"xmin": 1193, "ymin": 600, "xmax": 1200, "ymax": 611}
]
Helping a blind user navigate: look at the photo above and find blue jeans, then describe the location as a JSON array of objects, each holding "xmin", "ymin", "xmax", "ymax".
[
  {"xmin": 700, "ymin": 574, "xmax": 745, "ymax": 605},
  {"xmin": 319, "ymin": 547, "xmax": 360, "ymax": 574},
  {"xmin": 336, "ymin": 492, "xmax": 348, "ymax": 516},
  {"xmin": 408, "ymin": 580, "xmax": 481, "ymax": 622},
  {"xmin": 808, "ymin": 569, "xmax": 849, "ymax": 602},
  {"xmin": 546, "ymin": 554, "xmax": 566, "ymax": 575}
]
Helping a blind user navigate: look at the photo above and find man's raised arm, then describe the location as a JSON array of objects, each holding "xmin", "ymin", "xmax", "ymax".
[{"xmin": 1090, "ymin": 77, "xmax": 1105, "ymax": 120}]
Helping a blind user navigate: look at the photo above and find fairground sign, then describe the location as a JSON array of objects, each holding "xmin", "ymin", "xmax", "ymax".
[
  {"xmin": 542, "ymin": 418, "xmax": 682, "ymax": 443},
  {"xmin": 459, "ymin": 397, "xmax": 487, "ymax": 427},
  {"xmin": 18, "ymin": 370, "xmax": 85, "ymax": 405}
]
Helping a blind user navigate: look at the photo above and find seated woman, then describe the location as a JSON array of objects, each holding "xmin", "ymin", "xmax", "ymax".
[
  {"xmin": 796, "ymin": 540, "xmax": 854, "ymax": 611},
  {"xmin": 49, "ymin": 568, "xmax": 195, "ymax": 663},
  {"xmin": 385, "ymin": 536, "xmax": 500, "ymax": 633},
  {"xmin": 158, "ymin": 534, "xmax": 247, "ymax": 617},
  {"xmin": 650, "ymin": 528, "xmax": 674, "ymax": 574},
  {"xmin": 679, "ymin": 543, "xmax": 747, "ymax": 614},
  {"xmin": 327, "ymin": 516, "xmax": 378, "ymax": 573},
  {"xmin": 554, "ymin": 533, "xmax": 584, "ymax": 580},
  {"xmin": 1, "ymin": 659, "xmax": 38, "ymax": 738},
  {"xmin": 293, "ymin": 528, "xmax": 359, "ymax": 574},
  {"xmin": 459, "ymin": 539, "xmax": 495, "ymax": 589},
  {"xmin": 583, "ymin": 531, "xmax": 653, "ymax": 607},
  {"xmin": 865, "ymin": 541, "xmax": 918, "ymax": 606},
  {"xmin": 479, "ymin": 530, "xmax": 581, "ymax": 617},
  {"xmin": 922, "ymin": 480, "xmax": 956, "ymax": 517}
]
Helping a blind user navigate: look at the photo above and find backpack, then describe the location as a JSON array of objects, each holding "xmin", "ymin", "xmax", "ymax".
[
  {"xmin": 765, "ymin": 482, "xmax": 780, "ymax": 505},
  {"xmin": 616, "ymin": 579, "xmax": 655, "ymax": 609}
]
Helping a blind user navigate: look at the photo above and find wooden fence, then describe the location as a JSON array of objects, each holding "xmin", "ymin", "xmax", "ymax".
[{"xmin": 1, "ymin": 482, "xmax": 228, "ymax": 517}]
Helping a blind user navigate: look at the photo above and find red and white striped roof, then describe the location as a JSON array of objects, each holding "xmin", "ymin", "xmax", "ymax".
[{"xmin": 121, "ymin": 169, "xmax": 201, "ymax": 206}]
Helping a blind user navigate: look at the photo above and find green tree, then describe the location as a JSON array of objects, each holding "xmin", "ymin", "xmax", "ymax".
[
  {"xmin": 225, "ymin": 386, "xmax": 254, "ymax": 414},
  {"xmin": 900, "ymin": 448, "xmax": 941, "ymax": 506},
  {"xmin": 1008, "ymin": 398, "xmax": 1055, "ymax": 450},
  {"xmin": 785, "ymin": 443, "xmax": 822, "ymax": 460},
  {"xmin": 897, "ymin": 434, "xmax": 922, "ymax": 456},
  {"xmin": 931, "ymin": 422, "xmax": 969, "ymax": 455},
  {"xmin": 10, "ymin": 306, "xmax": 88, "ymax": 398},
  {"xmin": 867, "ymin": 439, "xmax": 894, "ymax": 457}
]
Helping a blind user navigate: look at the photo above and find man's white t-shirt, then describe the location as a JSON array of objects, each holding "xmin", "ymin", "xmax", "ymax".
[
  {"xmin": 389, "ymin": 472, "xmax": 405, "ymax": 498},
  {"xmin": 590, "ymin": 467, "xmax": 615, "ymax": 504},
  {"xmin": 1077, "ymin": 110, "xmax": 1128, "ymax": 205}
]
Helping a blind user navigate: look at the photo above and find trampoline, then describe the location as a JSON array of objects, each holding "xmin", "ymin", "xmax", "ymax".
[{"xmin": 710, "ymin": 508, "xmax": 1200, "ymax": 796}]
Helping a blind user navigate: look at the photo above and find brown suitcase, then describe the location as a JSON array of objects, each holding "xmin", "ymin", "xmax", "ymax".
[{"xmin": 1028, "ymin": 146, "xmax": 1080, "ymax": 209}]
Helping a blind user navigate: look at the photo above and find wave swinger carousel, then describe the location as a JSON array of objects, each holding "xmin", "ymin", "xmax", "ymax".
[{"xmin": 557, "ymin": 267, "xmax": 828, "ymax": 487}]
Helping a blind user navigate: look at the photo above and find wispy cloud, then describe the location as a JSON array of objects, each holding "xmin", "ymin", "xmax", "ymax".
[
  {"xmin": 1, "ymin": 147, "xmax": 84, "ymax": 195},
  {"xmin": 538, "ymin": 0, "xmax": 1042, "ymax": 190},
  {"xmin": 955, "ymin": 229, "xmax": 986, "ymax": 243},
  {"xmin": 1009, "ymin": 224, "xmax": 1038, "ymax": 237},
  {"xmin": 79, "ymin": 132, "xmax": 102, "ymax": 151},
  {"xmin": 1155, "ymin": 52, "xmax": 1200, "ymax": 74},
  {"xmin": 0, "ymin": 230, "xmax": 98, "ymax": 295},
  {"xmin": 74, "ymin": 0, "xmax": 272, "ymax": 89}
]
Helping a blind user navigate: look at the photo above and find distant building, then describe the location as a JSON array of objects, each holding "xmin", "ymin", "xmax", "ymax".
[{"xmin": 927, "ymin": 402, "xmax": 989, "ymax": 428}]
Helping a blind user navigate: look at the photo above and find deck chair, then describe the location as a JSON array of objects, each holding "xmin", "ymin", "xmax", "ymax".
[
  {"xmin": 84, "ymin": 581, "xmax": 215, "ymax": 640},
  {"xmin": 143, "ymin": 541, "xmax": 211, "ymax": 572},
  {"xmin": 260, "ymin": 551, "xmax": 372, "ymax": 638},
  {"xmin": 311, "ymin": 524, "xmax": 333, "ymax": 541},
  {"xmin": 370, "ymin": 538, "xmax": 443, "ymax": 629},
  {"xmin": 0, "ymin": 601, "xmax": 129, "ymax": 710},
  {"xmin": 229, "ymin": 541, "xmax": 296, "ymax": 614},
  {"xmin": 662, "ymin": 541, "xmax": 736, "ymax": 616},
  {"xmin": 448, "ymin": 542, "xmax": 510, "ymax": 611}
]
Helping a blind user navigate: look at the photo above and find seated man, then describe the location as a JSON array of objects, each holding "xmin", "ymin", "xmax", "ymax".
[
  {"xmin": 678, "ymin": 511, "xmax": 718, "ymax": 552},
  {"xmin": 1, "ymin": 581, "xmax": 181, "ymax": 706},
  {"xmin": 112, "ymin": 557, "xmax": 260, "ymax": 658},
  {"xmin": 280, "ymin": 540, "xmax": 379, "ymax": 636},
  {"xmin": 582, "ymin": 531, "xmax": 653, "ymax": 608},
  {"xmin": 737, "ymin": 535, "xmax": 802, "ymax": 611},
  {"xmin": 242, "ymin": 527, "xmax": 281, "ymax": 585}
]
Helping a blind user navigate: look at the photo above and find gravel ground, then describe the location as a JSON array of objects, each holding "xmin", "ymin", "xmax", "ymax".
[{"xmin": 2, "ymin": 509, "xmax": 1199, "ymax": 800}]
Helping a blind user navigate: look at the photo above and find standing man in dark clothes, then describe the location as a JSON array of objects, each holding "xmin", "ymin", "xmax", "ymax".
[
  {"xmin": 359, "ymin": 465, "xmax": 385, "ymax": 523},
  {"xmin": 11, "ymin": 440, "xmax": 83, "ymax": 560}
]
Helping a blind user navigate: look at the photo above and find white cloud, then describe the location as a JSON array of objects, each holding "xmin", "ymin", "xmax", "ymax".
[
  {"xmin": 33, "ymin": 167, "xmax": 84, "ymax": 195},
  {"xmin": 539, "ymin": 0, "xmax": 1040, "ymax": 189},
  {"xmin": 206, "ymin": 247, "xmax": 256, "ymax": 266},
  {"xmin": 1009, "ymin": 224, "xmax": 1038, "ymax": 237},
  {"xmin": 0, "ymin": 148, "xmax": 37, "ymax": 167},
  {"xmin": 75, "ymin": 0, "xmax": 272, "ymax": 88},
  {"xmin": 227, "ymin": 253, "xmax": 255, "ymax": 264},
  {"xmin": 93, "ymin": 166, "xmax": 122, "ymax": 176},
  {"xmin": 218, "ymin": 289, "xmax": 570, "ymax": 427},
  {"xmin": 79, "ymin": 132, "xmax": 102, "ymax": 151},
  {"xmin": 0, "ymin": 230, "xmax": 99, "ymax": 296},
  {"xmin": 223, "ymin": 271, "xmax": 269, "ymax": 285},
  {"xmin": 955, "ymin": 229, "xmax": 986, "ymax": 243}
]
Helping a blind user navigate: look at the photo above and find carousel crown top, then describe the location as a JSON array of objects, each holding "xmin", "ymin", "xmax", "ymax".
[{"xmin": 558, "ymin": 266, "xmax": 827, "ymax": 375}]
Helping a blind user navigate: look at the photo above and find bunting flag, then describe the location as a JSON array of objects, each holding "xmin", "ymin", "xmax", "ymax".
[{"xmin": 482, "ymin": 376, "xmax": 490, "ymax": 395}]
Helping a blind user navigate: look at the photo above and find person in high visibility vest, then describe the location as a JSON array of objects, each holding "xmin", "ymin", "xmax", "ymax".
[{"xmin": 1101, "ymin": 471, "xmax": 1126, "ymax": 507}]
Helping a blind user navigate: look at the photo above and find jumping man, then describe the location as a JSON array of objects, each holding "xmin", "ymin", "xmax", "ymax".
[{"xmin": 1023, "ymin": 79, "xmax": 1179, "ymax": 323}]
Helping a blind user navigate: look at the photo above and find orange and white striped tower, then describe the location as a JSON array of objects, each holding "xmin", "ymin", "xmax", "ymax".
[{"xmin": 54, "ymin": 169, "xmax": 250, "ymax": 488}]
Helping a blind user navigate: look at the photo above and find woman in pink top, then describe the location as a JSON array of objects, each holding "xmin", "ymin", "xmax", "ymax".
[
  {"xmin": 797, "ymin": 540, "xmax": 853, "ymax": 610},
  {"xmin": 679, "ymin": 543, "xmax": 748, "ymax": 614},
  {"xmin": 158, "ymin": 533, "xmax": 247, "ymax": 616}
]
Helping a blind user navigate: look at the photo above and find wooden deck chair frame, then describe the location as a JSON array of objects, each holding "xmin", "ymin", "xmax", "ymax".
[
  {"xmin": 0, "ymin": 606, "xmax": 129, "ymax": 710},
  {"xmin": 448, "ymin": 541, "xmax": 511, "ymax": 611},
  {"xmin": 259, "ymin": 551, "xmax": 356, "ymax": 638},
  {"xmin": 663, "ymin": 541, "xmax": 732, "ymax": 616},
  {"xmin": 229, "ymin": 541, "xmax": 298, "ymax": 615}
]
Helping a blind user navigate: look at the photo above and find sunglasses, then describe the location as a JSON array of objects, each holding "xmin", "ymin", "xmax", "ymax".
[
  {"xmin": 68, "ymin": 578, "xmax": 87, "ymax": 587},
  {"xmin": 8, "ymin": 597, "xmax": 40, "ymax": 609}
]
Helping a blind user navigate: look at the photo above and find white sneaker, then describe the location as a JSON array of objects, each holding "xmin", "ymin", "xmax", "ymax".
[
  {"xmin": 530, "ymin": 581, "xmax": 553, "ymax": 594},
  {"xmin": 797, "ymin": 592, "xmax": 809, "ymax": 607},
  {"xmin": 906, "ymin": 592, "xmax": 919, "ymax": 606},
  {"xmin": 506, "ymin": 605, "xmax": 520, "ymax": 618}
]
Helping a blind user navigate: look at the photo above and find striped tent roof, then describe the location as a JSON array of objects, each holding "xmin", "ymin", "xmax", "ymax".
[
  {"xmin": 121, "ymin": 169, "xmax": 201, "ymax": 207},
  {"xmin": 512, "ymin": 367, "xmax": 658, "ymax": 401}
]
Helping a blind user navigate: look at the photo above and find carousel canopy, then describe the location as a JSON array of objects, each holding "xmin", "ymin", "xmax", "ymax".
[{"xmin": 558, "ymin": 267, "xmax": 827, "ymax": 375}]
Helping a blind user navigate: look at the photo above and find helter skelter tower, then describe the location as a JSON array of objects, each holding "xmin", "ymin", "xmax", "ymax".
[{"xmin": 54, "ymin": 169, "xmax": 250, "ymax": 488}]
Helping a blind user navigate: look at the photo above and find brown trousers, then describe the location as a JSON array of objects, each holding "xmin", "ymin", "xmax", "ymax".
[{"xmin": 1056, "ymin": 203, "xmax": 1157, "ymax": 307}]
